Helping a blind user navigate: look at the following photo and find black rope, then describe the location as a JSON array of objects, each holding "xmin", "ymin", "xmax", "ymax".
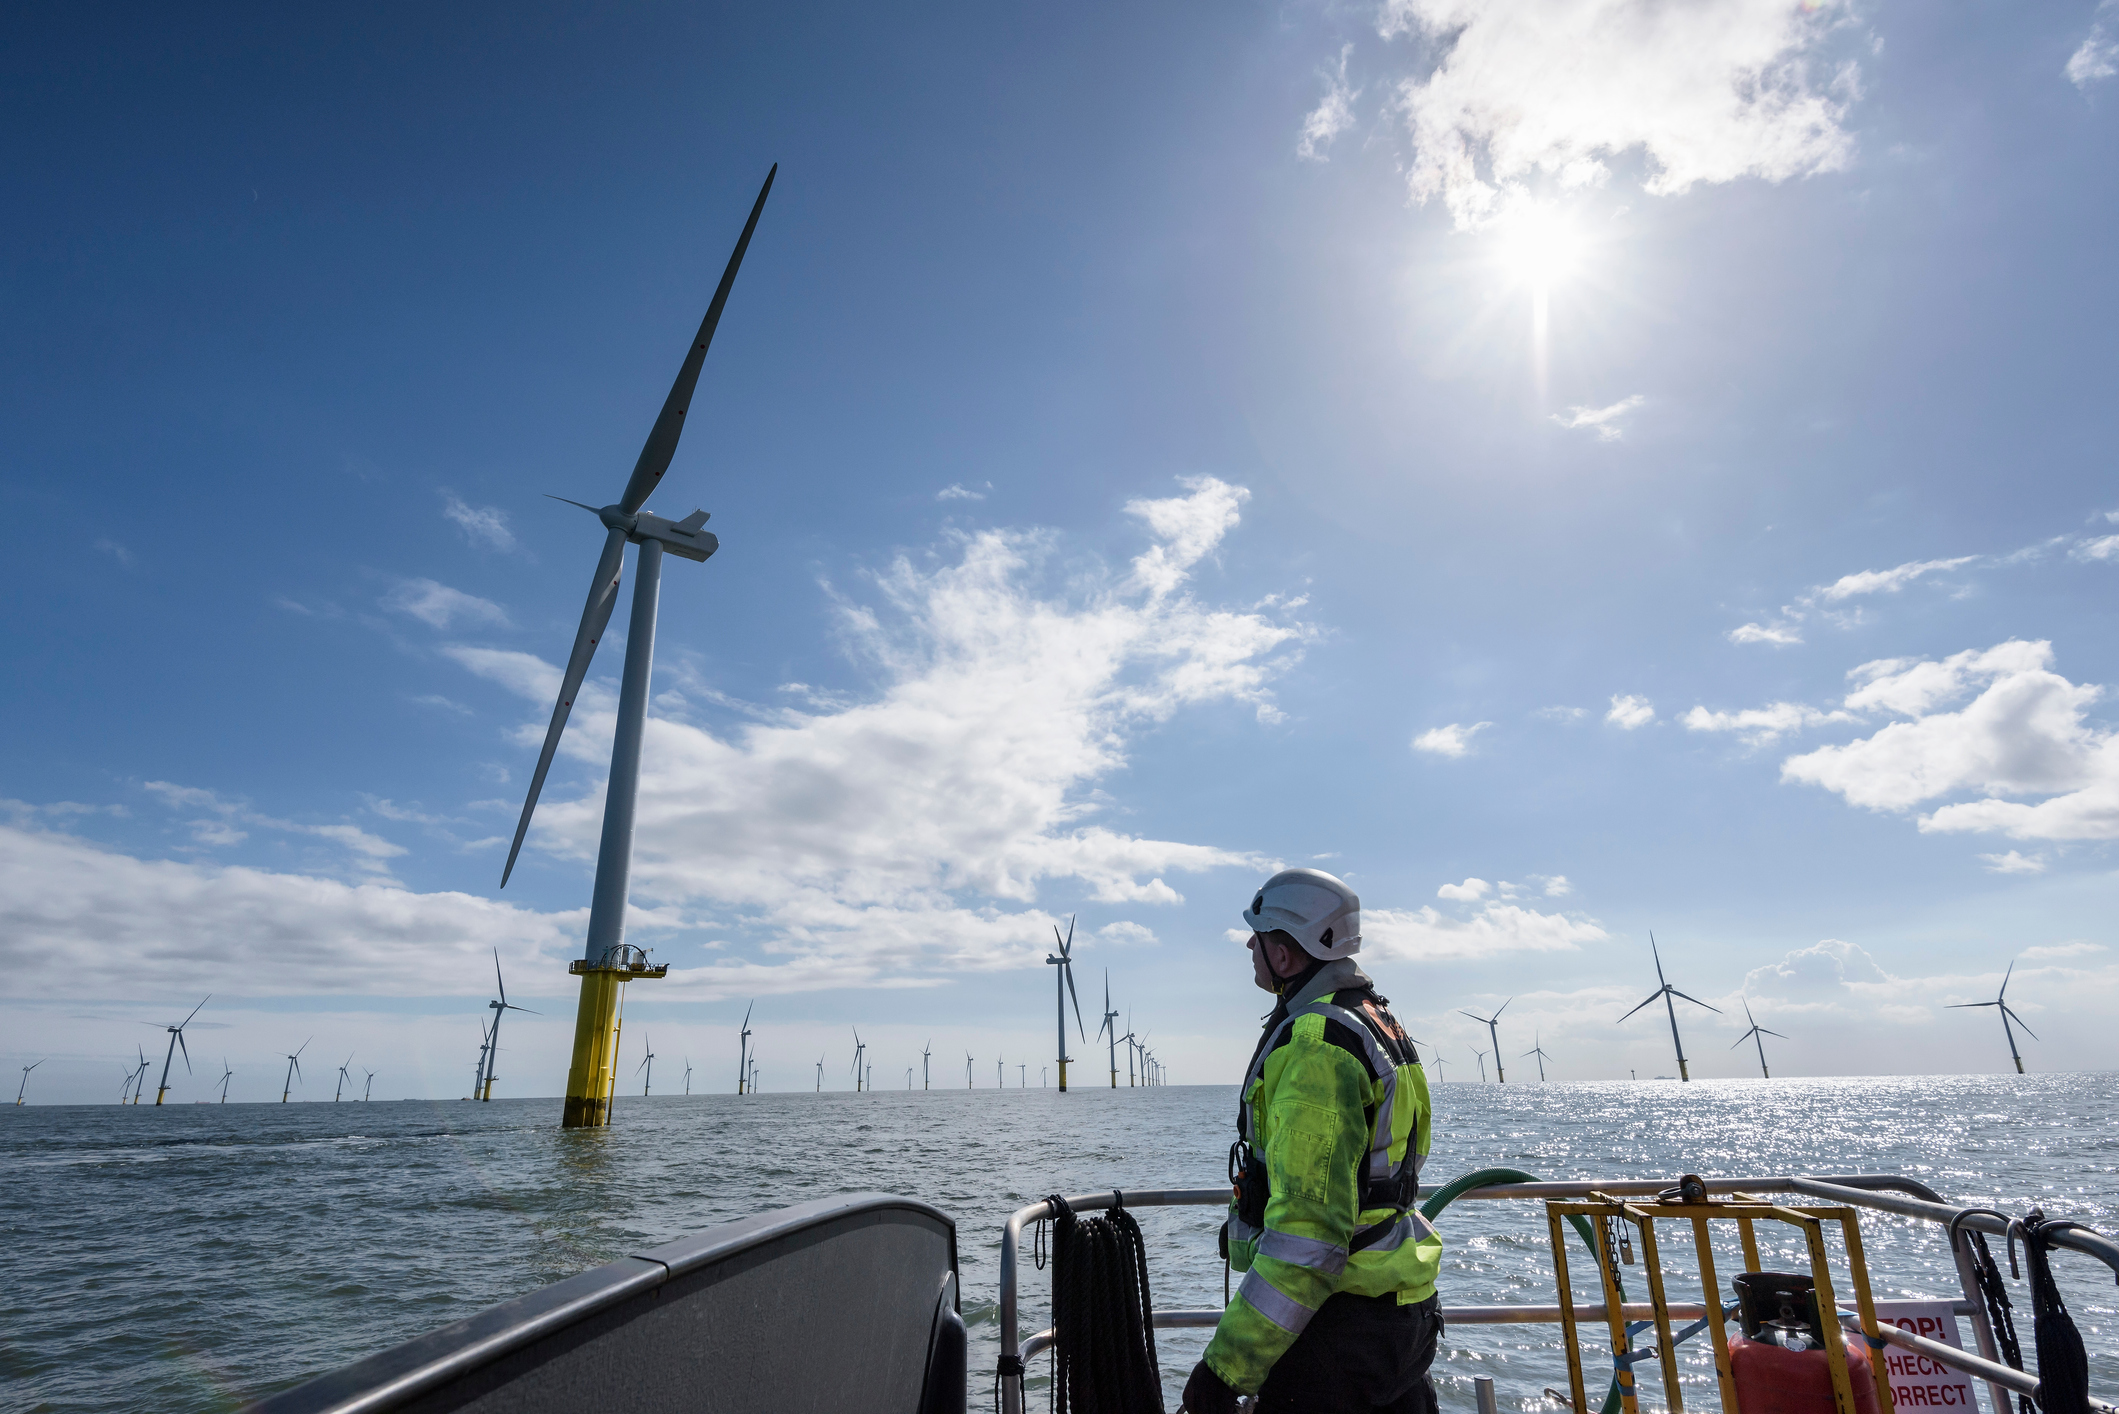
[
  {"xmin": 1045, "ymin": 1193, "xmax": 1165, "ymax": 1414},
  {"xmin": 2014, "ymin": 1209, "xmax": 2093, "ymax": 1414},
  {"xmin": 1953, "ymin": 1209, "xmax": 2036, "ymax": 1414}
]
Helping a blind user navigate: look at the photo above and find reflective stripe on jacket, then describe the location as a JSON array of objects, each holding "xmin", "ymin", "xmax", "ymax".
[{"xmin": 1204, "ymin": 959, "xmax": 1443, "ymax": 1395}]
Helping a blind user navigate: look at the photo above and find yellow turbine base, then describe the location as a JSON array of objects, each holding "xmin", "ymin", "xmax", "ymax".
[{"xmin": 561, "ymin": 961, "xmax": 667, "ymax": 1128}]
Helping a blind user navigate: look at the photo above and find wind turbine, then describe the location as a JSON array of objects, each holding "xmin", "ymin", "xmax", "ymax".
[
  {"xmin": 1459, "ymin": 999, "xmax": 1510, "ymax": 1083},
  {"xmin": 1619, "ymin": 935, "xmax": 1720, "ymax": 1081},
  {"xmin": 752, "ymin": 1058, "xmax": 761, "ymax": 1094},
  {"xmin": 996, "ymin": 1053, "xmax": 1004, "ymax": 1089},
  {"xmin": 217, "ymin": 1060, "xmax": 235, "ymax": 1103},
  {"xmin": 921, "ymin": 1039, "xmax": 931, "ymax": 1090},
  {"xmin": 1018, "ymin": 1063, "xmax": 1026, "ymax": 1088},
  {"xmin": 1949, "ymin": 961, "xmax": 2036, "ymax": 1074},
  {"xmin": 1731, "ymin": 998, "xmax": 1788, "ymax": 1079},
  {"xmin": 1472, "ymin": 1049, "xmax": 1488, "ymax": 1083},
  {"xmin": 907, "ymin": 1067, "xmax": 914, "ymax": 1090},
  {"xmin": 481, "ymin": 950, "xmax": 538, "ymax": 1101},
  {"xmin": 1042, "ymin": 1066, "xmax": 1049, "ymax": 1087},
  {"xmin": 965, "ymin": 1051, "xmax": 974, "ymax": 1088},
  {"xmin": 473, "ymin": 1017, "xmax": 492, "ymax": 1100},
  {"xmin": 16, "ymin": 1060, "xmax": 41, "ymax": 1105},
  {"xmin": 1522, "ymin": 1032, "xmax": 1553, "ymax": 1082},
  {"xmin": 637, "ymin": 1034, "xmax": 656, "ymax": 1096},
  {"xmin": 850, "ymin": 1029, "xmax": 866, "ymax": 1092},
  {"xmin": 682, "ymin": 1057, "xmax": 692, "ymax": 1096},
  {"xmin": 150, "ymin": 995, "xmax": 210, "ymax": 1106},
  {"xmin": 1428, "ymin": 1053, "xmax": 1449, "ymax": 1084},
  {"xmin": 815, "ymin": 1054, "xmax": 824, "ymax": 1092},
  {"xmin": 1045, "ymin": 916, "xmax": 1086, "ymax": 1091},
  {"xmin": 1122, "ymin": 1009, "xmax": 1139, "ymax": 1086},
  {"xmin": 496, "ymin": 167, "xmax": 776, "ymax": 1130},
  {"xmin": 737, "ymin": 1002, "xmax": 754, "ymax": 1095},
  {"xmin": 334, "ymin": 1054, "xmax": 355, "ymax": 1102},
  {"xmin": 1097, "ymin": 972, "xmax": 1121, "ymax": 1087},
  {"xmin": 280, "ymin": 1039, "xmax": 309, "ymax": 1102},
  {"xmin": 363, "ymin": 1068, "xmax": 376, "ymax": 1101}
]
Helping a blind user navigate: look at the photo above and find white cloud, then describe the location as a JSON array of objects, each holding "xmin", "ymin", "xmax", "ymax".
[
  {"xmin": 2071, "ymin": 534, "xmax": 2119, "ymax": 562},
  {"xmin": 1538, "ymin": 874, "xmax": 1571, "ymax": 897},
  {"xmin": 937, "ymin": 483, "xmax": 988, "ymax": 502},
  {"xmin": 1381, "ymin": 0, "xmax": 1857, "ymax": 229},
  {"xmin": 1728, "ymin": 621, "xmax": 1803, "ymax": 646},
  {"xmin": 1817, "ymin": 555, "xmax": 1978, "ymax": 601},
  {"xmin": 1682, "ymin": 700, "xmax": 1855, "ymax": 744},
  {"xmin": 1437, "ymin": 877, "xmax": 1491, "ymax": 901},
  {"xmin": 95, "ymin": 538, "xmax": 135, "ymax": 568},
  {"xmin": 1364, "ymin": 901, "xmax": 1608, "ymax": 962},
  {"xmin": 1551, "ymin": 395, "xmax": 1645, "ymax": 442},
  {"xmin": 1534, "ymin": 705, "xmax": 1587, "ymax": 721},
  {"xmin": 1298, "ymin": 45, "xmax": 1360, "ymax": 161},
  {"xmin": 1782, "ymin": 640, "xmax": 2119, "ymax": 839},
  {"xmin": 142, "ymin": 781, "xmax": 407, "ymax": 877},
  {"xmin": 2022, "ymin": 941, "xmax": 2104, "ymax": 960},
  {"xmin": 1413, "ymin": 721, "xmax": 1492, "ymax": 757},
  {"xmin": 451, "ymin": 477, "xmax": 1306, "ymax": 995},
  {"xmin": 0, "ymin": 819, "xmax": 577, "ymax": 996},
  {"xmin": 442, "ymin": 495, "xmax": 519, "ymax": 554},
  {"xmin": 1744, "ymin": 938, "xmax": 1888, "ymax": 996},
  {"xmin": 1978, "ymin": 850, "xmax": 2045, "ymax": 875},
  {"xmin": 2066, "ymin": 21, "xmax": 2118, "ymax": 88},
  {"xmin": 382, "ymin": 578, "xmax": 509, "ymax": 631},
  {"xmin": 1606, "ymin": 694, "xmax": 1655, "ymax": 729}
]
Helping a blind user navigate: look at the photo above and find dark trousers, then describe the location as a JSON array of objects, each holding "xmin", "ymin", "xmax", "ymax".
[{"xmin": 1255, "ymin": 1291, "xmax": 1442, "ymax": 1414}]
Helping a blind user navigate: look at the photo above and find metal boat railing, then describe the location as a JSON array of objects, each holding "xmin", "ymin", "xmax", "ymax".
[{"xmin": 997, "ymin": 1175, "xmax": 2119, "ymax": 1414}]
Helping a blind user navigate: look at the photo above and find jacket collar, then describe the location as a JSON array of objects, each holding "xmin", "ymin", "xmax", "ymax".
[{"xmin": 1286, "ymin": 957, "xmax": 1370, "ymax": 1011}]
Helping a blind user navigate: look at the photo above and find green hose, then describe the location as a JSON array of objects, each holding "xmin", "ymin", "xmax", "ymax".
[{"xmin": 1420, "ymin": 1168, "xmax": 1625, "ymax": 1414}]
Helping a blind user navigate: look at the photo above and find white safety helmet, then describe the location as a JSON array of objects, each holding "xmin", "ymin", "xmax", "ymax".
[{"xmin": 1242, "ymin": 868, "xmax": 1361, "ymax": 962}]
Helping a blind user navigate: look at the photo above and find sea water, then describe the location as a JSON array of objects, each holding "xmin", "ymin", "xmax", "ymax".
[{"xmin": 2, "ymin": 1072, "xmax": 2114, "ymax": 1413}]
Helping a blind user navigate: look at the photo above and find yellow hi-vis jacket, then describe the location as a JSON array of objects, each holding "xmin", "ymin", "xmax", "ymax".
[{"xmin": 1204, "ymin": 958, "xmax": 1443, "ymax": 1395}]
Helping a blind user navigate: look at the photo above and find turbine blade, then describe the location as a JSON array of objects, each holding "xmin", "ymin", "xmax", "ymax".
[
  {"xmin": 181, "ymin": 995, "xmax": 210, "ymax": 1028},
  {"xmin": 178, "ymin": 1032, "xmax": 191, "ymax": 1071},
  {"xmin": 1761, "ymin": 1028, "xmax": 1789, "ymax": 1039},
  {"xmin": 1669, "ymin": 989, "xmax": 1721, "ymax": 1013},
  {"xmin": 494, "ymin": 948, "xmax": 506, "ymax": 1006},
  {"xmin": 1062, "ymin": 914, "xmax": 1075, "ymax": 957},
  {"xmin": 1945, "ymin": 1001, "xmax": 1994, "ymax": 1009},
  {"xmin": 1065, "ymin": 961, "xmax": 1084, "ymax": 1039},
  {"xmin": 501, "ymin": 526, "xmax": 629, "ymax": 886},
  {"xmin": 2001, "ymin": 1003, "xmax": 2038, "ymax": 1040},
  {"xmin": 1617, "ymin": 993, "xmax": 1662, "ymax": 1023},
  {"xmin": 617, "ymin": 165, "xmax": 777, "ymax": 516},
  {"xmin": 2001, "ymin": 959, "xmax": 2015, "ymax": 995},
  {"xmin": 1730, "ymin": 1032, "xmax": 1750, "ymax": 1049},
  {"xmin": 1495, "ymin": 997, "xmax": 1511, "ymax": 1020}
]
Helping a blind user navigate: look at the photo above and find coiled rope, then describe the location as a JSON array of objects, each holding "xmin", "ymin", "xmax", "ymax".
[{"xmin": 1045, "ymin": 1193, "xmax": 1165, "ymax": 1414}]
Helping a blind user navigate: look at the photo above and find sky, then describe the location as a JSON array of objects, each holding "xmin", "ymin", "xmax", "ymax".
[{"xmin": 4, "ymin": 1, "xmax": 2117, "ymax": 1103}]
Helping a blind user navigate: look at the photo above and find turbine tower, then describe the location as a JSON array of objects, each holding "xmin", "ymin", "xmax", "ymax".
[
  {"xmin": 1459, "ymin": 999, "xmax": 1511, "ymax": 1083},
  {"xmin": 480, "ymin": 950, "xmax": 538, "ymax": 1101},
  {"xmin": 280, "ymin": 1039, "xmax": 309, "ymax": 1103},
  {"xmin": 996, "ymin": 1053, "xmax": 1004, "ymax": 1089},
  {"xmin": 126, "ymin": 1047, "xmax": 151, "ymax": 1104},
  {"xmin": 682, "ymin": 1057, "xmax": 693, "ymax": 1096},
  {"xmin": 850, "ymin": 1029, "xmax": 866, "ymax": 1092},
  {"xmin": 1949, "ymin": 960, "xmax": 2036, "ymax": 1074},
  {"xmin": 151, "ymin": 995, "xmax": 210, "ymax": 1106},
  {"xmin": 1123, "ymin": 1009, "xmax": 1138, "ymax": 1086},
  {"xmin": 921, "ymin": 1039, "xmax": 931, "ymax": 1091},
  {"xmin": 637, "ymin": 1034, "xmax": 656, "ymax": 1096},
  {"xmin": 363, "ymin": 1068, "xmax": 377, "ymax": 1101},
  {"xmin": 473, "ymin": 1018, "xmax": 492, "ymax": 1100},
  {"xmin": 16, "ymin": 1060, "xmax": 41, "ymax": 1105},
  {"xmin": 1731, "ymin": 998, "xmax": 1788, "ymax": 1079},
  {"xmin": 1522, "ymin": 1032, "xmax": 1553, "ymax": 1082},
  {"xmin": 1098, "ymin": 972, "xmax": 1121, "ymax": 1088},
  {"xmin": 965, "ymin": 1051, "xmax": 974, "ymax": 1088},
  {"xmin": 1428, "ymin": 1053, "xmax": 1449, "ymax": 1084},
  {"xmin": 335, "ymin": 1054, "xmax": 355, "ymax": 1102},
  {"xmin": 815, "ymin": 1054, "xmax": 824, "ymax": 1091},
  {"xmin": 217, "ymin": 1060, "xmax": 235, "ymax": 1103},
  {"xmin": 497, "ymin": 167, "xmax": 776, "ymax": 1130},
  {"xmin": 1045, "ymin": 916, "xmax": 1086, "ymax": 1091},
  {"xmin": 1473, "ymin": 1049, "xmax": 1488, "ymax": 1083},
  {"xmin": 1619, "ymin": 934, "xmax": 1720, "ymax": 1081},
  {"xmin": 737, "ymin": 1002, "xmax": 754, "ymax": 1095}
]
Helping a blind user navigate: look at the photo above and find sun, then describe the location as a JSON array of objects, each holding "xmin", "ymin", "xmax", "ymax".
[{"xmin": 1491, "ymin": 202, "xmax": 1586, "ymax": 291}]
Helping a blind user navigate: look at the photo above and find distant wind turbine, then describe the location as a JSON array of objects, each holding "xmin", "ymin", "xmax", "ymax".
[
  {"xmin": 1459, "ymin": 999, "xmax": 1511, "ymax": 1083},
  {"xmin": 16, "ymin": 1060, "xmax": 41, "ymax": 1105},
  {"xmin": 850, "ymin": 1028, "xmax": 866, "ymax": 1092},
  {"xmin": 150, "ymin": 995, "xmax": 211, "ymax": 1106},
  {"xmin": 907, "ymin": 1067, "xmax": 913, "ymax": 1090},
  {"xmin": 1018, "ymin": 1063, "xmax": 1026, "ymax": 1088},
  {"xmin": 1099, "ymin": 972, "xmax": 1121, "ymax": 1087},
  {"xmin": 473, "ymin": 1018, "xmax": 492, "ymax": 1100},
  {"xmin": 480, "ymin": 951, "xmax": 537, "ymax": 1101},
  {"xmin": 965, "ymin": 1051, "xmax": 974, "ymax": 1089},
  {"xmin": 281, "ymin": 1038, "xmax": 310, "ymax": 1103},
  {"xmin": 363, "ymin": 1068, "xmax": 376, "ymax": 1101},
  {"xmin": 921, "ymin": 1039, "xmax": 931, "ymax": 1091},
  {"xmin": 1619, "ymin": 935, "xmax": 1720, "ymax": 1081},
  {"xmin": 1472, "ymin": 1048, "xmax": 1488, "ymax": 1083},
  {"xmin": 815, "ymin": 1054, "xmax": 824, "ymax": 1092},
  {"xmin": 1949, "ymin": 960, "xmax": 2036, "ymax": 1074},
  {"xmin": 637, "ymin": 1034, "xmax": 657, "ymax": 1096},
  {"xmin": 335, "ymin": 1053, "xmax": 355, "ymax": 1102},
  {"xmin": 1122, "ymin": 1009, "xmax": 1139, "ymax": 1086},
  {"xmin": 737, "ymin": 1001, "xmax": 754, "ymax": 1094},
  {"xmin": 1428, "ymin": 1053, "xmax": 1449, "ymax": 1084},
  {"xmin": 1522, "ymin": 1032, "xmax": 1553, "ymax": 1082},
  {"xmin": 216, "ymin": 1059, "xmax": 235, "ymax": 1103},
  {"xmin": 1731, "ymin": 998, "xmax": 1788, "ymax": 1079},
  {"xmin": 682, "ymin": 1057, "xmax": 692, "ymax": 1096},
  {"xmin": 496, "ymin": 168, "xmax": 776, "ymax": 1131},
  {"xmin": 1046, "ymin": 916, "xmax": 1086, "ymax": 1091},
  {"xmin": 997, "ymin": 1053, "xmax": 1004, "ymax": 1089}
]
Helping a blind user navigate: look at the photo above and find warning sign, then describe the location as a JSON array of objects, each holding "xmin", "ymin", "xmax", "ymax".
[{"xmin": 1871, "ymin": 1300, "xmax": 1979, "ymax": 1411}]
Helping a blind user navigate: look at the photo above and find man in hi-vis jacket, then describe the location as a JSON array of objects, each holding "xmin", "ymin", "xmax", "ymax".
[{"xmin": 1182, "ymin": 868, "xmax": 1444, "ymax": 1414}]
